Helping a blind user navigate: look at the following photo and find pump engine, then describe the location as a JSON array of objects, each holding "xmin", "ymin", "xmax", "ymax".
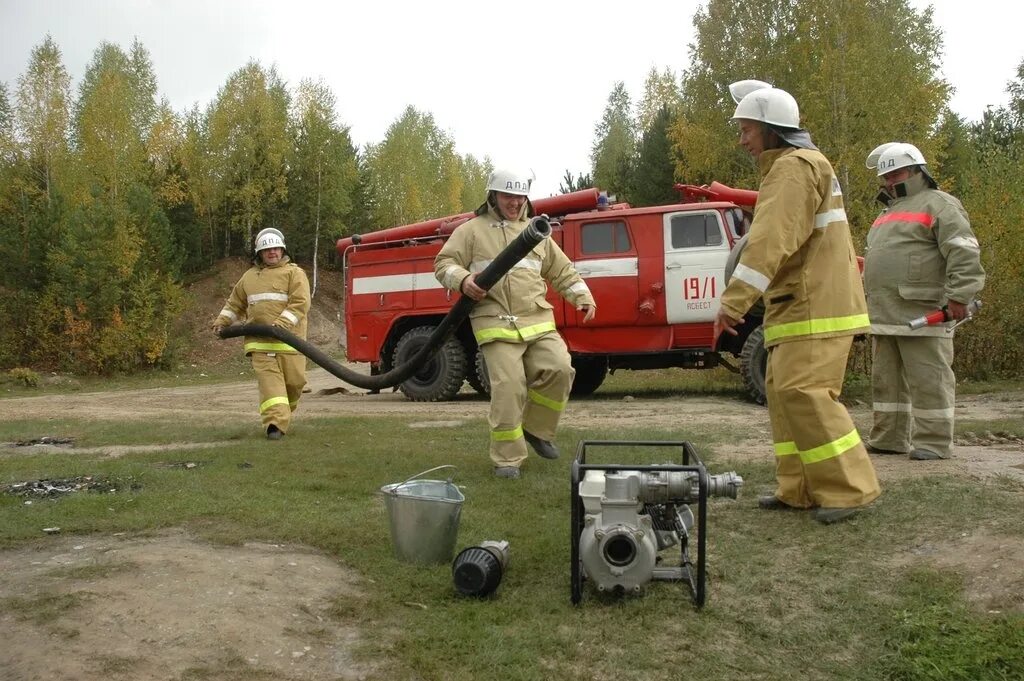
[{"xmin": 570, "ymin": 440, "xmax": 742, "ymax": 606}]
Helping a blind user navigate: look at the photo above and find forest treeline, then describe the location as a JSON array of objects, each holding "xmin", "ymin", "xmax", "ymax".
[{"xmin": 1, "ymin": 0, "xmax": 1022, "ymax": 378}]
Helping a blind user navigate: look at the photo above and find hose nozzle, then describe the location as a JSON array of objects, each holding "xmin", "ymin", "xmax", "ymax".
[{"xmin": 525, "ymin": 214, "xmax": 553, "ymax": 242}]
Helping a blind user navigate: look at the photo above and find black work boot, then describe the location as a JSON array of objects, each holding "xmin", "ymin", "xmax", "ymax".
[
  {"xmin": 909, "ymin": 448, "xmax": 942, "ymax": 461},
  {"xmin": 758, "ymin": 495, "xmax": 799, "ymax": 511},
  {"xmin": 266, "ymin": 425, "xmax": 283, "ymax": 441},
  {"xmin": 524, "ymin": 431, "xmax": 559, "ymax": 460},
  {"xmin": 865, "ymin": 443, "xmax": 905, "ymax": 455},
  {"xmin": 814, "ymin": 507, "xmax": 860, "ymax": 524}
]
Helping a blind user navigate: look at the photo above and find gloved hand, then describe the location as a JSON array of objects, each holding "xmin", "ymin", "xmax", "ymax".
[{"xmin": 211, "ymin": 320, "xmax": 228, "ymax": 338}]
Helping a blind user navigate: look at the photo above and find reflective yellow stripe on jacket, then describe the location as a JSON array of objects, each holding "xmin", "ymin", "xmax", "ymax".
[
  {"xmin": 764, "ymin": 314, "xmax": 870, "ymax": 344},
  {"xmin": 474, "ymin": 321, "xmax": 557, "ymax": 343}
]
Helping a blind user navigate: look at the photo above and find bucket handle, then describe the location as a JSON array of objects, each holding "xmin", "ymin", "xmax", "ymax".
[{"xmin": 391, "ymin": 464, "xmax": 457, "ymax": 492}]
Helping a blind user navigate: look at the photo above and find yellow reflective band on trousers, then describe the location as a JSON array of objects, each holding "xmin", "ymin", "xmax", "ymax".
[
  {"xmin": 800, "ymin": 428, "xmax": 863, "ymax": 464},
  {"xmin": 763, "ymin": 314, "xmax": 870, "ymax": 344},
  {"xmin": 246, "ymin": 341, "xmax": 297, "ymax": 353},
  {"xmin": 773, "ymin": 430, "xmax": 861, "ymax": 463},
  {"xmin": 474, "ymin": 321, "xmax": 557, "ymax": 343},
  {"xmin": 491, "ymin": 424, "xmax": 524, "ymax": 442},
  {"xmin": 773, "ymin": 441, "xmax": 799, "ymax": 456},
  {"xmin": 528, "ymin": 389, "xmax": 567, "ymax": 412},
  {"xmin": 260, "ymin": 396, "xmax": 290, "ymax": 413}
]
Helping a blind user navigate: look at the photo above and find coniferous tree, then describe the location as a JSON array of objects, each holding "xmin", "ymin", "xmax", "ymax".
[
  {"xmin": 630, "ymin": 106, "xmax": 678, "ymax": 206},
  {"xmin": 591, "ymin": 82, "xmax": 636, "ymax": 200}
]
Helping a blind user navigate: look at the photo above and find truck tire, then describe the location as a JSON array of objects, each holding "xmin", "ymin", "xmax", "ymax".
[
  {"xmin": 570, "ymin": 356, "xmax": 608, "ymax": 397},
  {"xmin": 392, "ymin": 326, "xmax": 468, "ymax": 402},
  {"xmin": 467, "ymin": 350, "xmax": 490, "ymax": 396},
  {"xmin": 739, "ymin": 325, "xmax": 768, "ymax": 406}
]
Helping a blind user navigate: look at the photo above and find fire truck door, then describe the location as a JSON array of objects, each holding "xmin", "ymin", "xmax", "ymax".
[
  {"xmin": 570, "ymin": 219, "xmax": 640, "ymax": 326},
  {"xmin": 663, "ymin": 211, "xmax": 729, "ymax": 324}
]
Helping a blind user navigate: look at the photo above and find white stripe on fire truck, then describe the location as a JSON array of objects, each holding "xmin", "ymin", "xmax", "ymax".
[
  {"xmin": 571, "ymin": 257, "xmax": 638, "ymax": 278},
  {"xmin": 351, "ymin": 273, "xmax": 444, "ymax": 295}
]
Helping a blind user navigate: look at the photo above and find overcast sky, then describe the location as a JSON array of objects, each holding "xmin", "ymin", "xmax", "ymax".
[{"xmin": 2, "ymin": 0, "xmax": 1021, "ymax": 197}]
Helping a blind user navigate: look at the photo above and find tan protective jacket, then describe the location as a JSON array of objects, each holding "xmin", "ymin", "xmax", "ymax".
[
  {"xmin": 216, "ymin": 257, "xmax": 311, "ymax": 354},
  {"xmin": 720, "ymin": 147, "xmax": 869, "ymax": 347},
  {"xmin": 864, "ymin": 174, "xmax": 984, "ymax": 337},
  {"xmin": 434, "ymin": 205, "xmax": 595, "ymax": 345}
]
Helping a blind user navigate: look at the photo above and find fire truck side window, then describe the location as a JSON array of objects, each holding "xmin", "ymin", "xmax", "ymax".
[
  {"xmin": 670, "ymin": 213, "xmax": 724, "ymax": 248},
  {"xmin": 725, "ymin": 208, "xmax": 750, "ymax": 238},
  {"xmin": 581, "ymin": 222, "xmax": 631, "ymax": 255}
]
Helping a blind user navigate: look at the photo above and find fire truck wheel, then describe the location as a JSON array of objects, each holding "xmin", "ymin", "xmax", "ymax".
[
  {"xmin": 392, "ymin": 326, "xmax": 468, "ymax": 402},
  {"xmin": 739, "ymin": 325, "xmax": 768, "ymax": 406},
  {"xmin": 570, "ymin": 356, "xmax": 608, "ymax": 397},
  {"xmin": 468, "ymin": 350, "xmax": 491, "ymax": 396}
]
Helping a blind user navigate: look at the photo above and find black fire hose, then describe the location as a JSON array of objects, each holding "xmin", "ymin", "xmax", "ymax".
[{"xmin": 218, "ymin": 215, "xmax": 553, "ymax": 391}]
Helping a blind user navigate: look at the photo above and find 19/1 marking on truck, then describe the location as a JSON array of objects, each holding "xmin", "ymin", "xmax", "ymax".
[
  {"xmin": 683, "ymin": 276, "xmax": 717, "ymax": 311},
  {"xmin": 682, "ymin": 276, "xmax": 716, "ymax": 300}
]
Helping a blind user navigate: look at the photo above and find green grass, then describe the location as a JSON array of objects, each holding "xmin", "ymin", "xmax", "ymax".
[
  {"xmin": 2, "ymin": 406, "xmax": 1023, "ymax": 680},
  {"xmin": 879, "ymin": 570, "xmax": 1024, "ymax": 680}
]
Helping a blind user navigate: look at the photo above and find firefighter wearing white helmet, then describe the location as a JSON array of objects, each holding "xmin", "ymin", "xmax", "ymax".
[
  {"xmin": 434, "ymin": 168, "xmax": 596, "ymax": 478},
  {"xmin": 485, "ymin": 168, "xmax": 534, "ymax": 196},
  {"xmin": 715, "ymin": 80, "xmax": 880, "ymax": 524},
  {"xmin": 213, "ymin": 228, "xmax": 311, "ymax": 440},
  {"xmin": 254, "ymin": 227, "xmax": 287, "ymax": 253},
  {"xmin": 862, "ymin": 142, "xmax": 985, "ymax": 461}
]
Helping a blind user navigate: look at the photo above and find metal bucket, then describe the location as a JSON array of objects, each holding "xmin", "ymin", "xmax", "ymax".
[{"xmin": 381, "ymin": 465, "xmax": 464, "ymax": 565}]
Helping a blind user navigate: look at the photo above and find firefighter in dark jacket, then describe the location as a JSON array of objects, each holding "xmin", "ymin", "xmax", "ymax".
[
  {"xmin": 863, "ymin": 142, "xmax": 985, "ymax": 460},
  {"xmin": 434, "ymin": 169, "xmax": 596, "ymax": 478},
  {"xmin": 714, "ymin": 80, "xmax": 881, "ymax": 524},
  {"xmin": 213, "ymin": 228, "xmax": 311, "ymax": 440}
]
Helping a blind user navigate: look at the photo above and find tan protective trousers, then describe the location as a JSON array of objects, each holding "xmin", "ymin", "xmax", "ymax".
[
  {"xmin": 766, "ymin": 336, "xmax": 881, "ymax": 509},
  {"xmin": 251, "ymin": 352, "xmax": 307, "ymax": 434},
  {"xmin": 480, "ymin": 333, "xmax": 575, "ymax": 468},
  {"xmin": 869, "ymin": 335, "xmax": 955, "ymax": 457}
]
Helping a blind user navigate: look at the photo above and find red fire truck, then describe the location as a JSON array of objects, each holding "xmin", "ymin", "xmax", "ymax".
[{"xmin": 335, "ymin": 184, "xmax": 769, "ymax": 404}]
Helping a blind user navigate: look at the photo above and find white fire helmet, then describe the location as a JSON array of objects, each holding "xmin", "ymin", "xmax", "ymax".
[
  {"xmin": 866, "ymin": 142, "xmax": 927, "ymax": 176},
  {"xmin": 486, "ymin": 168, "xmax": 535, "ymax": 196},
  {"xmin": 254, "ymin": 228, "xmax": 286, "ymax": 253},
  {"xmin": 729, "ymin": 79, "xmax": 773, "ymax": 104},
  {"xmin": 730, "ymin": 82, "xmax": 801, "ymax": 129}
]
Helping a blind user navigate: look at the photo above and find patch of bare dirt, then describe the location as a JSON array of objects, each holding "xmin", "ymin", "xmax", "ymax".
[
  {"xmin": 1, "ymin": 440, "xmax": 243, "ymax": 459},
  {"xmin": 0, "ymin": 530, "xmax": 373, "ymax": 681},
  {"xmin": 891, "ymin": 530, "xmax": 1024, "ymax": 613}
]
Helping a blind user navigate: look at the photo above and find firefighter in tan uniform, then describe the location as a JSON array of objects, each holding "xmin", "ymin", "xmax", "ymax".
[
  {"xmin": 715, "ymin": 81, "xmax": 881, "ymax": 524},
  {"xmin": 863, "ymin": 143, "xmax": 984, "ymax": 460},
  {"xmin": 213, "ymin": 228, "xmax": 311, "ymax": 440},
  {"xmin": 434, "ymin": 169, "xmax": 596, "ymax": 478}
]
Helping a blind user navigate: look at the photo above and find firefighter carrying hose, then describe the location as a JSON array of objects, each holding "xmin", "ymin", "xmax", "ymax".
[
  {"xmin": 212, "ymin": 228, "xmax": 312, "ymax": 440},
  {"xmin": 863, "ymin": 143, "xmax": 985, "ymax": 461},
  {"xmin": 714, "ymin": 80, "xmax": 880, "ymax": 525},
  {"xmin": 434, "ymin": 169, "xmax": 596, "ymax": 478}
]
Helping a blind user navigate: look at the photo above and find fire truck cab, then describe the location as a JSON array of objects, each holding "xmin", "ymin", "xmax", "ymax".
[{"xmin": 337, "ymin": 185, "xmax": 768, "ymax": 404}]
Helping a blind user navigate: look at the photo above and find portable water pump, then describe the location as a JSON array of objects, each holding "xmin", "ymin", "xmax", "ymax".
[{"xmin": 570, "ymin": 440, "xmax": 742, "ymax": 607}]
